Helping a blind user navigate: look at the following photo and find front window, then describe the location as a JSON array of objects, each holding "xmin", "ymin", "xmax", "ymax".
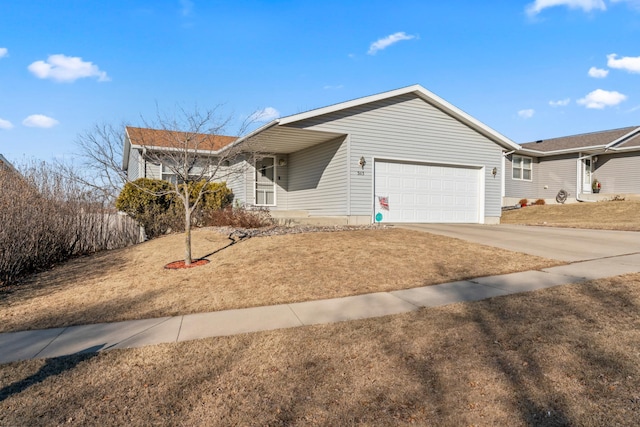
[
  {"xmin": 512, "ymin": 155, "xmax": 532, "ymax": 181},
  {"xmin": 161, "ymin": 163, "xmax": 177, "ymax": 184}
]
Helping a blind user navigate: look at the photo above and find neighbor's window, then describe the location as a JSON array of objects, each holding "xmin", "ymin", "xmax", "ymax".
[
  {"xmin": 512, "ymin": 155, "xmax": 532, "ymax": 181},
  {"xmin": 161, "ymin": 163, "xmax": 177, "ymax": 184}
]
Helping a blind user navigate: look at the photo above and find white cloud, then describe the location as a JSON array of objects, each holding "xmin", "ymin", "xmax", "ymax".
[
  {"xmin": 518, "ymin": 109, "xmax": 536, "ymax": 119},
  {"xmin": 577, "ymin": 89, "xmax": 627, "ymax": 109},
  {"xmin": 607, "ymin": 53, "xmax": 640, "ymax": 73},
  {"xmin": 0, "ymin": 48, "xmax": 7, "ymax": 59},
  {"xmin": 323, "ymin": 84, "xmax": 344, "ymax": 90},
  {"xmin": 526, "ymin": 0, "xmax": 606, "ymax": 16},
  {"xmin": 22, "ymin": 114, "xmax": 60, "ymax": 128},
  {"xmin": 28, "ymin": 54, "xmax": 110, "ymax": 83},
  {"xmin": 368, "ymin": 32, "xmax": 416, "ymax": 55},
  {"xmin": 549, "ymin": 98, "xmax": 571, "ymax": 107},
  {"xmin": 588, "ymin": 66, "xmax": 609, "ymax": 78},
  {"xmin": 249, "ymin": 107, "xmax": 280, "ymax": 122},
  {"xmin": 0, "ymin": 118, "xmax": 13, "ymax": 129}
]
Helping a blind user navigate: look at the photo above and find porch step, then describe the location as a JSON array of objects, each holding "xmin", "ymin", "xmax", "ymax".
[{"xmin": 578, "ymin": 193, "xmax": 640, "ymax": 202}]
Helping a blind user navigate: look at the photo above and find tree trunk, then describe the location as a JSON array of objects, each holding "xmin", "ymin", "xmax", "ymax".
[
  {"xmin": 184, "ymin": 189, "xmax": 192, "ymax": 266},
  {"xmin": 185, "ymin": 212, "xmax": 192, "ymax": 265}
]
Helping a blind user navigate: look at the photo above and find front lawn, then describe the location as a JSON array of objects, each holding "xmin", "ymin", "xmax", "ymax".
[
  {"xmin": 502, "ymin": 200, "xmax": 640, "ymax": 231},
  {"xmin": 0, "ymin": 227, "xmax": 561, "ymax": 333},
  {"xmin": 2, "ymin": 274, "xmax": 639, "ymax": 426}
]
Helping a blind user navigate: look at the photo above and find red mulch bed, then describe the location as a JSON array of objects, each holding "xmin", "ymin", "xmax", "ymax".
[{"xmin": 164, "ymin": 259, "xmax": 210, "ymax": 269}]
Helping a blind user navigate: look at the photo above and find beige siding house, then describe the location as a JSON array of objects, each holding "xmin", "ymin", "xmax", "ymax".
[
  {"xmin": 504, "ymin": 126, "xmax": 640, "ymax": 205},
  {"xmin": 124, "ymin": 85, "xmax": 521, "ymax": 224}
]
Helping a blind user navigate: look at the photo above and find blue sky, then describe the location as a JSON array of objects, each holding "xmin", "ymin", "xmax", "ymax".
[{"xmin": 1, "ymin": 0, "xmax": 640, "ymax": 162}]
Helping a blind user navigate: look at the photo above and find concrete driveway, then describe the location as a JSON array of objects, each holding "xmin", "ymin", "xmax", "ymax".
[{"xmin": 398, "ymin": 224, "xmax": 640, "ymax": 262}]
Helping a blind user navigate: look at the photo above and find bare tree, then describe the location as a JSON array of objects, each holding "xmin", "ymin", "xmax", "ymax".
[
  {"xmin": 75, "ymin": 105, "xmax": 257, "ymax": 266},
  {"xmin": 73, "ymin": 122, "xmax": 128, "ymax": 203}
]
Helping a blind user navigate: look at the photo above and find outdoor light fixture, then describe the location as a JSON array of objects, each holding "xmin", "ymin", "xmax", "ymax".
[
  {"xmin": 492, "ymin": 167, "xmax": 498, "ymax": 176},
  {"xmin": 593, "ymin": 156, "xmax": 598, "ymax": 163},
  {"xmin": 278, "ymin": 158, "xmax": 287, "ymax": 167},
  {"xmin": 359, "ymin": 156, "xmax": 366, "ymax": 169}
]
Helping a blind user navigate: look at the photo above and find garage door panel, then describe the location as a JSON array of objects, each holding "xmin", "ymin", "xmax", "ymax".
[{"xmin": 375, "ymin": 160, "xmax": 481, "ymax": 223}]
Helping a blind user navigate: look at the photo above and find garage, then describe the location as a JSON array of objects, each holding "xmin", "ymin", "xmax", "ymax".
[{"xmin": 373, "ymin": 159, "xmax": 482, "ymax": 223}]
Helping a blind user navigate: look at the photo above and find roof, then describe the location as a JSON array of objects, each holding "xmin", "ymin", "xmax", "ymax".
[
  {"xmin": 227, "ymin": 85, "xmax": 521, "ymax": 154},
  {"xmin": 0, "ymin": 153, "xmax": 17, "ymax": 172},
  {"xmin": 126, "ymin": 127, "xmax": 237, "ymax": 151},
  {"xmin": 519, "ymin": 126, "xmax": 640, "ymax": 155}
]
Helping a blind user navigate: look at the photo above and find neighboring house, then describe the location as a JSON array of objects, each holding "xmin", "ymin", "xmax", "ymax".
[
  {"xmin": 0, "ymin": 153, "xmax": 17, "ymax": 173},
  {"xmin": 124, "ymin": 85, "xmax": 521, "ymax": 224},
  {"xmin": 504, "ymin": 126, "xmax": 640, "ymax": 205},
  {"xmin": 123, "ymin": 127, "xmax": 237, "ymax": 183}
]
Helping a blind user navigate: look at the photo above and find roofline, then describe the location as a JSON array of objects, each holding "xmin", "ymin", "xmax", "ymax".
[
  {"xmin": 518, "ymin": 144, "xmax": 607, "ymax": 156},
  {"xmin": 0, "ymin": 153, "xmax": 17, "ymax": 172},
  {"xmin": 122, "ymin": 127, "xmax": 132, "ymax": 170},
  {"xmin": 607, "ymin": 145, "xmax": 640, "ymax": 153},
  {"xmin": 277, "ymin": 84, "xmax": 521, "ymax": 151},
  {"xmin": 217, "ymin": 120, "xmax": 281, "ymax": 154},
  {"xmin": 518, "ymin": 126, "xmax": 640, "ymax": 157},
  {"xmin": 128, "ymin": 143, "xmax": 222, "ymax": 155},
  {"xmin": 605, "ymin": 126, "xmax": 640, "ymax": 149}
]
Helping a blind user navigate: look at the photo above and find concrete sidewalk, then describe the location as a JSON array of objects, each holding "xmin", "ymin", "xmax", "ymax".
[{"xmin": 2, "ymin": 252, "xmax": 640, "ymax": 365}]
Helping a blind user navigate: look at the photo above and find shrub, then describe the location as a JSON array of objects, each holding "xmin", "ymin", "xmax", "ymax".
[
  {"xmin": 116, "ymin": 178, "xmax": 180, "ymax": 239},
  {"xmin": 1, "ymin": 162, "xmax": 139, "ymax": 286},
  {"xmin": 534, "ymin": 199, "xmax": 546, "ymax": 205},
  {"xmin": 188, "ymin": 181, "xmax": 234, "ymax": 225},
  {"xmin": 518, "ymin": 198, "xmax": 528, "ymax": 207},
  {"xmin": 204, "ymin": 206, "xmax": 273, "ymax": 228},
  {"xmin": 115, "ymin": 179, "xmax": 235, "ymax": 239}
]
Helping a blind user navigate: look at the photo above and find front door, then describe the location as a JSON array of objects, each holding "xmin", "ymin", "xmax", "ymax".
[
  {"xmin": 582, "ymin": 157, "xmax": 592, "ymax": 194},
  {"xmin": 255, "ymin": 157, "xmax": 275, "ymax": 205}
]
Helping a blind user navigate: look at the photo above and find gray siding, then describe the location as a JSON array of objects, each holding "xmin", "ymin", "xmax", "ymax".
[
  {"xmin": 505, "ymin": 154, "xmax": 577, "ymax": 200},
  {"xmin": 504, "ymin": 155, "xmax": 536, "ymax": 199},
  {"xmin": 288, "ymin": 94, "xmax": 504, "ymax": 218},
  {"xmin": 145, "ymin": 162, "xmax": 162, "ymax": 179},
  {"xmin": 285, "ymin": 137, "xmax": 347, "ymax": 215},
  {"xmin": 537, "ymin": 155, "xmax": 578, "ymax": 199},
  {"xmin": 128, "ymin": 148, "xmax": 140, "ymax": 180},
  {"xmin": 224, "ymin": 158, "xmax": 248, "ymax": 205},
  {"xmin": 274, "ymin": 155, "xmax": 289, "ymax": 209},
  {"xmin": 594, "ymin": 152, "xmax": 640, "ymax": 193}
]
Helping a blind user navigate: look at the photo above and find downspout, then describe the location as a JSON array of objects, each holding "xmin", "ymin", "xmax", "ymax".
[
  {"xmin": 501, "ymin": 150, "xmax": 515, "ymax": 202},
  {"xmin": 142, "ymin": 147, "xmax": 147, "ymax": 178}
]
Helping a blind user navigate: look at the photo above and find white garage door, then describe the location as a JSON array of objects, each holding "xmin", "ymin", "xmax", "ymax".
[{"xmin": 374, "ymin": 160, "xmax": 481, "ymax": 223}]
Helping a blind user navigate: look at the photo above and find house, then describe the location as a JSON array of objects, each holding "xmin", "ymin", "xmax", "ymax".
[
  {"xmin": 0, "ymin": 153, "xmax": 16, "ymax": 173},
  {"xmin": 124, "ymin": 85, "xmax": 521, "ymax": 224},
  {"xmin": 123, "ymin": 127, "xmax": 237, "ymax": 183},
  {"xmin": 504, "ymin": 126, "xmax": 640, "ymax": 205}
]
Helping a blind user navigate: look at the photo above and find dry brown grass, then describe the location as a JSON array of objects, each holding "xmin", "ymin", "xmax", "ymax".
[
  {"xmin": 2, "ymin": 274, "xmax": 639, "ymax": 426},
  {"xmin": 0, "ymin": 228, "xmax": 561, "ymax": 333},
  {"xmin": 502, "ymin": 200, "xmax": 640, "ymax": 231}
]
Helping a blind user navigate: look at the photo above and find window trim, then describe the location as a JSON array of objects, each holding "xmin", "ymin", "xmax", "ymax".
[
  {"xmin": 512, "ymin": 155, "xmax": 532, "ymax": 181},
  {"xmin": 254, "ymin": 156, "xmax": 276, "ymax": 207}
]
